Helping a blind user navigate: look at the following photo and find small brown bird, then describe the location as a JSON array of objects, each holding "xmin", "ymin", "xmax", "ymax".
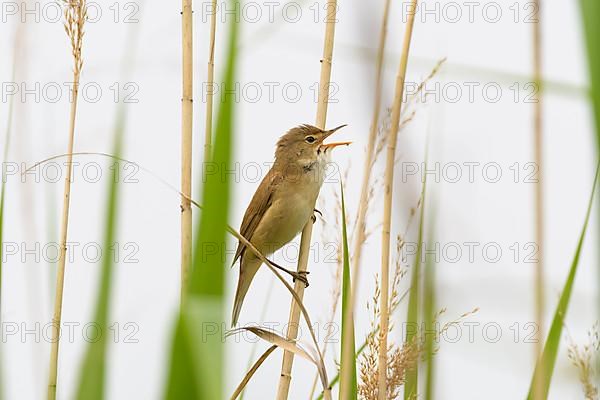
[{"xmin": 231, "ymin": 124, "xmax": 349, "ymax": 326}]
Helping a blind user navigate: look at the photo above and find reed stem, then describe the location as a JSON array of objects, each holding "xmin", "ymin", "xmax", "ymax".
[
  {"xmin": 275, "ymin": 2, "xmax": 339, "ymax": 399},
  {"xmin": 204, "ymin": 0, "xmax": 217, "ymax": 164},
  {"xmin": 180, "ymin": 0, "xmax": 193, "ymax": 306},
  {"xmin": 341, "ymin": 1, "xmax": 392, "ymax": 398},
  {"xmin": 378, "ymin": 2, "xmax": 418, "ymax": 398},
  {"xmin": 48, "ymin": 2, "xmax": 87, "ymax": 399},
  {"xmin": 532, "ymin": 0, "xmax": 545, "ymax": 399}
]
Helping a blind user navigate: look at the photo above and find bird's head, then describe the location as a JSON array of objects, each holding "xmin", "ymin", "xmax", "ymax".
[{"xmin": 274, "ymin": 124, "xmax": 350, "ymax": 168}]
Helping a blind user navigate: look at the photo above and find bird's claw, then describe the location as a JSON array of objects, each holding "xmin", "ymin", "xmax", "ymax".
[
  {"xmin": 268, "ymin": 258, "xmax": 310, "ymax": 287},
  {"xmin": 312, "ymin": 208, "xmax": 322, "ymax": 223},
  {"xmin": 292, "ymin": 271, "xmax": 310, "ymax": 287}
]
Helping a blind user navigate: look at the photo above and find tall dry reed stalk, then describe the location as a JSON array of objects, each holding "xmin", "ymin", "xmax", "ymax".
[
  {"xmin": 275, "ymin": 2, "xmax": 339, "ymax": 399},
  {"xmin": 204, "ymin": 0, "xmax": 217, "ymax": 163},
  {"xmin": 532, "ymin": 1, "xmax": 545, "ymax": 399},
  {"xmin": 48, "ymin": 1, "xmax": 87, "ymax": 399},
  {"xmin": 341, "ymin": 1, "xmax": 392, "ymax": 397},
  {"xmin": 378, "ymin": 1, "xmax": 418, "ymax": 398},
  {"xmin": 180, "ymin": 0, "xmax": 193, "ymax": 305},
  {"xmin": 351, "ymin": 0, "xmax": 391, "ymax": 284}
]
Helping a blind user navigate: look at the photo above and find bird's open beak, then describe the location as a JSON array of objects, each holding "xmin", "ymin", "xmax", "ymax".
[{"xmin": 320, "ymin": 124, "xmax": 351, "ymax": 150}]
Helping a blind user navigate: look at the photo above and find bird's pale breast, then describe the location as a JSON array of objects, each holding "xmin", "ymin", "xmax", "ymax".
[{"xmin": 250, "ymin": 174, "xmax": 321, "ymax": 256}]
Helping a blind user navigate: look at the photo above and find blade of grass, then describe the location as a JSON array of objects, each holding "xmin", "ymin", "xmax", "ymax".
[
  {"xmin": 579, "ymin": 0, "xmax": 600, "ymax": 373},
  {"xmin": 317, "ymin": 284, "xmax": 425, "ymax": 400},
  {"xmin": 165, "ymin": 1, "xmax": 238, "ymax": 397},
  {"xmin": 314, "ymin": 326, "xmax": 374, "ymax": 400},
  {"xmin": 74, "ymin": 17, "xmax": 139, "ymax": 399},
  {"xmin": 526, "ymin": 162, "xmax": 600, "ymax": 399},
  {"xmin": 580, "ymin": 0, "xmax": 600, "ymax": 147},
  {"xmin": 423, "ymin": 197, "xmax": 436, "ymax": 400},
  {"xmin": 316, "ymin": 286, "xmax": 413, "ymax": 400},
  {"xmin": 404, "ymin": 168, "xmax": 427, "ymax": 400},
  {"xmin": 339, "ymin": 182, "xmax": 357, "ymax": 400},
  {"xmin": 74, "ymin": 106, "xmax": 125, "ymax": 400}
]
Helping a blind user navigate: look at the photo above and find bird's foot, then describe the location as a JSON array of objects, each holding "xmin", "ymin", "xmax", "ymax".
[
  {"xmin": 291, "ymin": 270, "xmax": 310, "ymax": 287},
  {"xmin": 267, "ymin": 258, "xmax": 310, "ymax": 287}
]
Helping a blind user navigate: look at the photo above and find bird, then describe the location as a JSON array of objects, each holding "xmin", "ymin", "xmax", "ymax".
[{"xmin": 231, "ymin": 124, "xmax": 350, "ymax": 326}]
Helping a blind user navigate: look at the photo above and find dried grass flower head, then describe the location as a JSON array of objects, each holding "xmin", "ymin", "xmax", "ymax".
[{"xmin": 62, "ymin": 0, "xmax": 88, "ymax": 74}]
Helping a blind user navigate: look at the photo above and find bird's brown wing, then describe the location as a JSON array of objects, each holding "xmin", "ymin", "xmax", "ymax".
[{"xmin": 232, "ymin": 170, "xmax": 282, "ymax": 265}]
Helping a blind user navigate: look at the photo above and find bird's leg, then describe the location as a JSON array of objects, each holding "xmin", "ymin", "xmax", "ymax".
[{"xmin": 266, "ymin": 258, "xmax": 309, "ymax": 287}]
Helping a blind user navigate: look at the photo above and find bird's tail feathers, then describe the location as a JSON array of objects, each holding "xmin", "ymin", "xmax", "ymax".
[{"xmin": 231, "ymin": 258, "xmax": 261, "ymax": 326}]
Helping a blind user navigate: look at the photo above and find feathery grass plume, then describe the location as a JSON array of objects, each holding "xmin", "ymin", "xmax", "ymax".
[
  {"xmin": 527, "ymin": 162, "xmax": 600, "ymax": 399},
  {"xmin": 567, "ymin": 323, "xmax": 600, "ymax": 400},
  {"xmin": 48, "ymin": 2, "xmax": 88, "ymax": 399},
  {"xmin": 358, "ymin": 284, "xmax": 478, "ymax": 400},
  {"xmin": 378, "ymin": 2, "xmax": 419, "ymax": 397},
  {"xmin": 358, "ymin": 267, "xmax": 420, "ymax": 400},
  {"xmin": 358, "ymin": 232, "xmax": 412, "ymax": 400},
  {"xmin": 180, "ymin": 0, "xmax": 194, "ymax": 306},
  {"xmin": 276, "ymin": 1, "xmax": 340, "ymax": 399},
  {"xmin": 317, "ymin": 191, "xmax": 423, "ymax": 400},
  {"xmin": 531, "ymin": 2, "xmax": 545, "ymax": 399}
]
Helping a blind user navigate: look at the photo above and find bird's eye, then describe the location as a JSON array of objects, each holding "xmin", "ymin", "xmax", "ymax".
[{"xmin": 305, "ymin": 136, "xmax": 316, "ymax": 144}]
